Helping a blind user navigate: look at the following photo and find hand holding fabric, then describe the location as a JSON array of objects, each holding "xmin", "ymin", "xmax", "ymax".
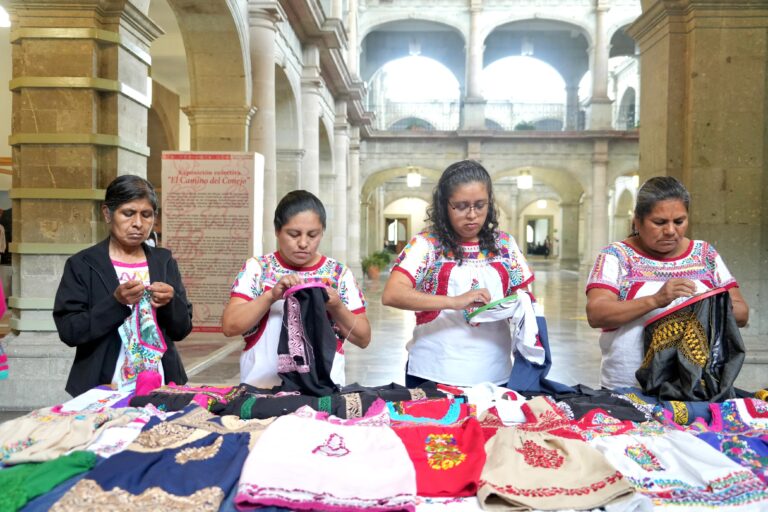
[
  {"xmin": 450, "ymin": 288, "xmax": 491, "ymax": 310},
  {"xmin": 652, "ymin": 278, "xmax": 696, "ymax": 308},
  {"xmin": 147, "ymin": 281, "xmax": 175, "ymax": 308},
  {"xmin": 114, "ymin": 280, "xmax": 145, "ymax": 306}
]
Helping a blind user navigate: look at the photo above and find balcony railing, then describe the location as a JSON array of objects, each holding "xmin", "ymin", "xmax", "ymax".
[{"xmin": 372, "ymin": 100, "xmax": 571, "ymax": 132}]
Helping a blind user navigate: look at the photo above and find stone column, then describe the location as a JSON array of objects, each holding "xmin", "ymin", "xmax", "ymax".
[
  {"xmin": 301, "ymin": 44, "xmax": 321, "ymax": 195},
  {"xmin": 276, "ymin": 149, "xmax": 304, "ymax": 199},
  {"xmin": 360, "ymin": 199, "xmax": 371, "ymax": 257},
  {"xmin": 347, "ymin": 127, "xmax": 362, "ymax": 278},
  {"xmin": 589, "ymin": 140, "xmax": 609, "ymax": 262},
  {"xmin": 332, "ymin": 101, "xmax": 349, "ymax": 263},
  {"xmin": 346, "ymin": 0, "xmax": 359, "ymax": 76},
  {"xmin": 586, "ymin": 0, "xmax": 613, "ymax": 129},
  {"xmin": 249, "ymin": 7, "xmax": 280, "ymax": 253},
  {"xmin": 462, "ymin": 0, "xmax": 486, "ymax": 130},
  {"xmin": 4, "ymin": 0, "xmax": 160, "ymax": 408},
  {"xmin": 559, "ymin": 202, "xmax": 581, "ymax": 269},
  {"xmin": 628, "ymin": 0, "xmax": 768, "ymax": 367},
  {"xmin": 331, "ymin": 0, "xmax": 343, "ymax": 19},
  {"xmin": 565, "ymin": 83, "xmax": 580, "ymax": 130},
  {"xmin": 181, "ymin": 106, "xmax": 255, "ymax": 151}
]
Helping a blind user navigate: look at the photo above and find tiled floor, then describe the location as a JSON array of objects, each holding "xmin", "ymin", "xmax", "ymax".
[{"xmin": 183, "ymin": 258, "xmax": 604, "ymax": 389}]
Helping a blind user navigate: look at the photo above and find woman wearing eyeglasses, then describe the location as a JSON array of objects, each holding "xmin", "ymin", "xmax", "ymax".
[{"xmin": 382, "ymin": 160, "xmax": 534, "ymax": 387}]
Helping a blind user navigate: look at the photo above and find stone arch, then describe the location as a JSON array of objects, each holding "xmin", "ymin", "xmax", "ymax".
[
  {"xmin": 618, "ymin": 87, "xmax": 637, "ymax": 130},
  {"xmin": 493, "ymin": 166, "xmax": 584, "ymax": 203},
  {"xmin": 275, "ymin": 64, "xmax": 301, "ymax": 197},
  {"xmin": 360, "ymin": 19, "xmax": 466, "ymax": 86},
  {"xmin": 361, "ymin": 166, "xmax": 443, "ymax": 202},
  {"xmin": 608, "ymin": 22, "xmax": 639, "ymax": 56},
  {"xmin": 613, "ymin": 187, "xmax": 635, "ymax": 241},
  {"xmin": 147, "ymin": 107, "xmax": 172, "ymax": 190},
  {"xmin": 483, "ymin": 17, "xmax": 593, "ymax": 49},
  {"xmin": 389, "ymin": 117, "xmax": 436, "ymax": 131},
  {"xmin": 318, "ymin": 119, "xmax": 334, "ymax": 253},
  {"xmin": 166, "ymin": 0, "xmax": 250, "ymax": 111}
]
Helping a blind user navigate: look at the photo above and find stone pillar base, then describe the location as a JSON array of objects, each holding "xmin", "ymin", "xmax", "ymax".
[
  {"xmin": 461, "ymin": 98, "xmax": 487, "ymax": 130},
  {"xmin": 0, "ymin": 332, "xmax": 72, "ymax": 409},
  {"xmin": 585, "ymin": 97, "xmax": 614, "ymax": 130}
]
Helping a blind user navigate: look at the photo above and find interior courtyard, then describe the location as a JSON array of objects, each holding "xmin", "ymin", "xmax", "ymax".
[{"xmin": 0, "ymin": 0, "xmax": 766, "ymax": 410}]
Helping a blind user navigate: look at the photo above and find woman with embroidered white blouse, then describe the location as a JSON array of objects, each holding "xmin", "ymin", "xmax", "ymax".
[
  {"xmin": 585, "ymin": 176, "xmax": 749, "ymax": 389},
  {"xmin": 382, "ymin": 160, "xmax": 534, "ymax": 387},
  {"xmin": 222, "ymin": 190, "xmax": 371, "ymax": 388}
]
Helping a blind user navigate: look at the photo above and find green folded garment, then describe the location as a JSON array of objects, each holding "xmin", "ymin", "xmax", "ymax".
[{"xmin": 0, "ymin": 450, "xmax": 97, "ymax": 512}]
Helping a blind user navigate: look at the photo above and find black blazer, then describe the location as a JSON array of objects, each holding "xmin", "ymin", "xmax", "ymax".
[{"xmin": 53, "ymin": 238, "xmax": 193, "ymax": 396}]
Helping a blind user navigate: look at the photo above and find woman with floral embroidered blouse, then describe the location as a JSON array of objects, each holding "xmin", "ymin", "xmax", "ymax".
[
  {"xmin": 585, "ymin": 176, "xmax": 749, "ymax": 390},
  {"xmin": 382, "ymin": 160, "xmax": 534, "ymax": 387},
  {"xmin": 222, "ymin": 190, "xmax": 371, "ymax": 388}
]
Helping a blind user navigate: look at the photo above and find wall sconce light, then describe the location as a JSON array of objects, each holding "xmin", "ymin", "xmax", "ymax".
[
  {"xmin": 517, "ymin": 170, "xmax": 533, "ymax": 190},
  {"xmin": 406, "ymin": 167, "xmax": 422, "ymax": 188},
  {"xmin": 537, "ymin": 199, "xmax": 547, "ymax": 209},
  {"xmin": 632, "ymin": 174, "xmax": 640, "ymax": 188}
]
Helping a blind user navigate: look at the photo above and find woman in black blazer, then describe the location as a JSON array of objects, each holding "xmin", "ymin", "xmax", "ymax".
[{"xmin": 54, "ymin": 175, "xmax": 193, "ymax": 397}]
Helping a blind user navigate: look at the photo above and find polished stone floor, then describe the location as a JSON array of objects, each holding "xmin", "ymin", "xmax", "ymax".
[{"xmin": 183, "ymin": 258, "xmax": 603, "ymax": 388}]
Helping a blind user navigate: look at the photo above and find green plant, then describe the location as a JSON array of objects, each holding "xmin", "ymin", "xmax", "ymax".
[
  {"xmin": 362, "ymin": 250, "xmax": 394, "ymax": 275},
  {"xmin": 514, "ymin": 121, "xmax": 536, "ymax": 131}
]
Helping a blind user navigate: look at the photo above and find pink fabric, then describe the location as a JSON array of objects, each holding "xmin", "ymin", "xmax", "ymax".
[
  {"xmin": 283, "ymin": 281, "xmax": 327, "ymax": 298},
  {"xmin": 134, "ymin": 370, "xmax": 162, "ymax": 396}
]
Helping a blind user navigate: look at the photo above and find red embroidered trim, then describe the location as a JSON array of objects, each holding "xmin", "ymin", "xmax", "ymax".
[
  {"xmin": 480, "ymin": 470, "xmax": 624, "ymax": 497},
  {"xmin": 490, "ymin": 262, "xmax": 510, "ymax": 295},
  {"xmin": 416, "ymin": 263, "xmax": 455, "ymax": 325}
]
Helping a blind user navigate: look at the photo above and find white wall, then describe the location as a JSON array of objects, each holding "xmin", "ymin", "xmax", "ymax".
[{"xmin": 383, "ymin": 197, "xmax": 428, "ymax": 240}]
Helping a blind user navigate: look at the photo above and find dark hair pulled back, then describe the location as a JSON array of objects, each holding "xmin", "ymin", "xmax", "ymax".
[
  {"xmin": 274, "ymin": 190, "xmax": 327, "ymax": 231},
  {"xmin": 426, "ymin": 160, "xmax": 499, "ymax": 264},
  {"xmin": 103, "ymin": 175, "xmax": 158, "ymax": 214},
  {"xmin": 631, "ymin": 176, "xmax": 690, "ymax": 235}
]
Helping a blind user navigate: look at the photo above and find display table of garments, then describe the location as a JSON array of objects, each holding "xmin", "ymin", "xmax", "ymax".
[{"xmin": 1, "ymin": 382, "xmax": 768, "ymax": 512}]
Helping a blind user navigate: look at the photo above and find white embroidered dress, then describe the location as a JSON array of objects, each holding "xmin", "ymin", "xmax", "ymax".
[
  {"xmin": 393, "ymin": 231, "xmax": 534, "ymax": 386},
  {"xmin": 230, "ymin": 252, "xmax": 366, "ymax": 388},
  {"xmin": 586, "ymin": 240, "xmax": 738, "ymax": 389}
]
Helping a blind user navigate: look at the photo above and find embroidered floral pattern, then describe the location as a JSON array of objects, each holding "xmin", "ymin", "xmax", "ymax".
[
  {"xmin": 720, "ymin": 435, "xmax": 768, "ymax": 475},
  {"xmin": 135, "ymin": 422, "xmax": 196, "ymax": 449},
  {"xmin": 424, "ymin": 433, "xmax": 466, "ymax": 470},
  {"xmin": 625, "ymin": 443, "xmax": 665, "ymax": 471},
  {"xmin": 175, "ymin": 435, "xmax": 224, "ymax": 465},
  {"xmin": 1, "ymin": 437, "xmax": 35, "ymax": 460},
  {"xmin": 515, "ymin": 440, "xmax": 564, "ymax": 469},
  {"xmin": 343, "ymin": 393, "xmax": 363, "ymax": 418},
  {"xmin": 276, "ymin": 294, "xmax": 312, "ymax": 373},
  {"xmin": 640, "ymin": 309, "xmax": 708, "ymax": 370},
  {"xmin": 312, "ymin": 433, "xmax": 350, "ymax": 457},
  {"xmin": 50, "ymin": 479, "xmax": 225, "ymax": 512}
]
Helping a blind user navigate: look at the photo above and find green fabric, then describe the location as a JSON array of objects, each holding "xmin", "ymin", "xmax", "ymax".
[
  {"xmin": 0, "ymin": 450, "xmax": 97, "ymax": 512},
  {"xmin": 318, "ymin": 395, "xmax": 332, "ymax": 413},
  {"xmin": 240, "ymin": 396, "xmax": 257, "ymax": 420}
]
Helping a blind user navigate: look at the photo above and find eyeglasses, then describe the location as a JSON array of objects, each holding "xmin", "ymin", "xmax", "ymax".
[{"xmin": 448, "ymin": 201, "xmax": 488, "ymax": 214}]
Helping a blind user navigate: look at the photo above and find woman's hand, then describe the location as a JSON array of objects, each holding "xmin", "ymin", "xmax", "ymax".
[
  {"xmin": 147, "ymin": 281, "xmax": 175, "ymax": 308},
  {"xmin": 325, "ymin": 285, "xmax": 343, "ymax": 313},
  {"xmin": 270, "ymin": 274, "xmax": 304, "ymax": 302},
  {"xmin": 114, "ymin": 280, "xmax": 145, "ymax": 306},
  {"xmin": 652, "ymin": 278, "xmax": 696, "ymax": 308},
  {"xmin": 449, "ymin": 288, "xmax": 491, "ymax": 310}
]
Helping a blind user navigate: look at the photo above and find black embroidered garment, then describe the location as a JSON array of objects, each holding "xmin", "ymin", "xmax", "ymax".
[
  {"xmin": 635, "ymin": 288, "xmax": 746, "ymax": 402},
  {"xmin": 277, "ymin": 285, "xmax": 339, "ymax": 396}
]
